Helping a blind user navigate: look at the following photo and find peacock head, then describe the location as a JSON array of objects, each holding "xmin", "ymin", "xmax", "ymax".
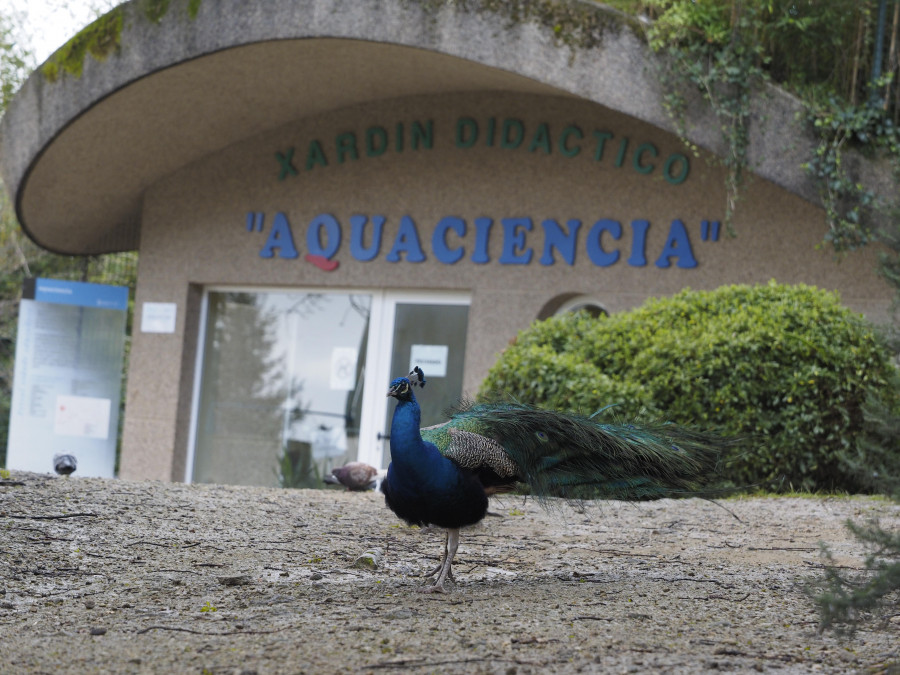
[{"xmin": 387, "ymin": 367, "xmax": 426, "ymax": 401}]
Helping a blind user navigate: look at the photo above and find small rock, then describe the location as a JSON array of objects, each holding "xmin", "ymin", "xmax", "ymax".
[
  {"xmin": 386, "ymin": 608, "xmax": 417, "ymax": 620},
  {"xmin": 351, "ymin": 548, "xmax": 383, "ymax": 570},
  {"xmin": 89, "ymin": 627, "xmax": 107, "ymax": 636},
  {"xmin": 84, "ymin": 599, "xmax": 95, "ymax": 609},
  {"xmin": 310, "ymin": 572, "xmax": 324, "ymax": 581},
  {"xmin": 218, "ymin": 574, "xmax": 251, "ymax": 586}
]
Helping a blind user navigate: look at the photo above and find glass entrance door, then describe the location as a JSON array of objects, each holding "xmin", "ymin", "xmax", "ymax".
[
  {"xmin": 190, "ymin": 291, "xmax": 371, "ymax": 487},
  {"xmin": 358, "ymin": 293, "xmax": 470, "ymax": 469},
  {"xmin": 188, "ymin": 289, "xmax": 470, "ymax": 485}
]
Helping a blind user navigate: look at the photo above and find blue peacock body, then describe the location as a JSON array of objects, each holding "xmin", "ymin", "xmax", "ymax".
[
  {"xmin": 381, "ymin": 376, "xmax": 489, "ymax": 530},
  {"xmin": 380, "ymin": 367, "xmax": 728, "ymax": 592}
]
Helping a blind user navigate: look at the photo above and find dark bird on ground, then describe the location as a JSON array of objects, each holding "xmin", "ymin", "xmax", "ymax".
[
  {"xmin": 324, "ymin": 462, "xmax": 386, "ymax": 491},
  {"xmin": 53, "ymin": 453, "xmax": 77, "ymax": 476},
  {"xmin": 380, "ymin": 367, "xmax": 728, "ymax": 592}
]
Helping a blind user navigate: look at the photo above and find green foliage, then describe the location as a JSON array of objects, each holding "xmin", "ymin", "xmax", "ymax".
[
  {"xmin": 617, "ymin": 1, "xmax": 886, "ymax": 115},
  {"xmin": 187, "ymin": 0, "xmax": 204, "ymax": 21},
  {"xmin": 802, "ymin": 87, "xmax": 900, "ymax": 253},
  {"xmin": 0, "ymin": 12, "xmax": 31, "ymax": 110},
  {"xmin": 143, "ymin": 0, "xmax": 172, "ymax": 25},
  {"xmin": 41, "ymin": 6, "xmax": 123, "ymax": 82},
  {"xmin": 639, "ymin": 1, "xmax": 771, "ymax": 232},
  {"xmin": 408, "ymin": 0, "xmax": 628, "ymax": 52},
  {"xmin": 480, "ymin": 282, "xmax": 900, "ymax": 492},
  {"xmin": 809, "ymin": 518, "xmax": 900, "ymax": 635},
  {"xmin": 479, "ymin": 311, "xmax": 647, "ymax": 414},
  {"xmin": 851, "ymin": 394, "xmax": 900, "ymax": 500},
  {"xmin": 278, "ymin": 442, "xmax": 322, "ymax": 490},
  {"xmin": 610, "ymin": 1, "xmax": 900, "ymax": 259}
]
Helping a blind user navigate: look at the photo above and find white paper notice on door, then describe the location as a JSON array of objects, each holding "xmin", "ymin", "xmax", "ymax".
[
  {"xmin": 54, "ymin": 395, "xmax": 111, "ymax": 439},
  {"xmin": 330, "ymin": 347, "xmax": 359, "ymax": 390},
  {"xmin": 409, "ymin": 344, "xmax": 449, "ymax": 378}
]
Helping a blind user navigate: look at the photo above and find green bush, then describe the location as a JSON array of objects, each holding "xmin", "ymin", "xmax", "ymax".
[{"xmin": 480, "ymin": 282, "xmax": 900, "ymax": 492}]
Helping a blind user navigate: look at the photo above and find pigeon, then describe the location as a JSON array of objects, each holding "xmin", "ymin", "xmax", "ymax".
[
  {"xmin": 323, "ymin": 462, "xmax": 386, "ymax": 491},
  {"xmin": 53, "ymin": 453, "xmax": 77, "ymax": 476}
]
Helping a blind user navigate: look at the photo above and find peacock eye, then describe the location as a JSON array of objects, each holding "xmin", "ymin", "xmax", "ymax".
[
  {"xmin": 400, "ymin": 383, "xmax": 408, "ymax": 394},
  {"xmin": 535, "ymin": 431, "xmax": 549, "ymax": 442}
]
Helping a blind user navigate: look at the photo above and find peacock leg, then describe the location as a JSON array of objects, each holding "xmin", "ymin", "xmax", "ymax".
[
  {"xmin": 420, "ymin": 528, "xmax": 459, "ymax": 593},
  {"xmin": 424, "ymin": 530, "xmax": 455, "ymax": 581}
]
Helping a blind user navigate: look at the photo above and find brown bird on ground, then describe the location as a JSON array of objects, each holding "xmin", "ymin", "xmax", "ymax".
[{"xmin": 323, "ymin": 462, "xmax": 386, "ymax": 491}]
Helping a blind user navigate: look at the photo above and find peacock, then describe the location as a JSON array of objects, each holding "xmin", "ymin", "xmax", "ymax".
[{"xmin": 380, "ymin": 367, "xmax": 730, "ymax": 592}]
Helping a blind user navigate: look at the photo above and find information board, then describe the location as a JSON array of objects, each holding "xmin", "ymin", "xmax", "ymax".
[{"xmin": 6, "ymin": 279, "xmax": 128, "ymax": 477}]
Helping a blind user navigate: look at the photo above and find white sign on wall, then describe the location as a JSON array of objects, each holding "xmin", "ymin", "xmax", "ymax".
[
  {"xmin": 141, "ymin": 302, "xmax": 177, "ymax": 333},
  {"xmin": 409, "ymin": 344, "xmax": 449, "ymax": 378}
]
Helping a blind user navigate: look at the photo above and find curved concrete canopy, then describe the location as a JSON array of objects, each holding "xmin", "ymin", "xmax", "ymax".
[{"xmin": 0, "ymin": 0, "xmax": 817, "ymax": 255}]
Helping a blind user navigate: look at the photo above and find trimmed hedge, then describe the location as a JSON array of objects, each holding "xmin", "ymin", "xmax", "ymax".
[{"xmin": 479, "ymin": 282, "xmax": 900, "ymax": 492}]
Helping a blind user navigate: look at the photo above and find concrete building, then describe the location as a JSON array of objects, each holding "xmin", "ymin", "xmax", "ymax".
[{"xmin": 1, "ymin": 0, "xmax": 891, "ymax": 486}]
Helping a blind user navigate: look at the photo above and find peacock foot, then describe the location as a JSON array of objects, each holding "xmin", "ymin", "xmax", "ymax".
[
  {"xmin": 424, "ymin": 563, "xmax": 455, "ymax": 581},
  {"xmin": 419, "ymin": 566, "xmax": 455, "ymax": 593},
  {"xmin": 418, "ymin": 527, "xmax": 459, "ymax": 592},
  {"xmin": 418, "ymin": 580, "xmax": 451, "ymax": 593}
]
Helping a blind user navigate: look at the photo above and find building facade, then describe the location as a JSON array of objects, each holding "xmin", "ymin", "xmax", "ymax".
[{"xmin": 1, "ymin": 0, "xmax": 891, "ymax": 486}]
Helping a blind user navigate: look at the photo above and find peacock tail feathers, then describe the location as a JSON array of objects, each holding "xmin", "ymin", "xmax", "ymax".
[{"xmin": 424, "ymin": 401, "xmax": 729, "ymax": 501}]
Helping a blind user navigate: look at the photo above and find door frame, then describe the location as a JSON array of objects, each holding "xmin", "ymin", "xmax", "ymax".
[
  {"xmin": 357, "ymin": 290, "xmax": 471, "ymax": 469},
  {"xmin": 185, "ymin": 286, "xmax": 470, "ymax": 482}
]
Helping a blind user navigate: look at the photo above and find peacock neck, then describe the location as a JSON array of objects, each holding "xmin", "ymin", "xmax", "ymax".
[
  {"xmin": 389, "ymin": 398, "xmax": 423, "ymax": 460},
  {"xmin": 388, "ymin": 394, "xmax": 462, "ymax": 490}
]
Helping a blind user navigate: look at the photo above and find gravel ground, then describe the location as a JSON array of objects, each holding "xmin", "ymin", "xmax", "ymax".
[{"xmin": 1, "ymin": 470, "xmax": 898, "ymax": 674}]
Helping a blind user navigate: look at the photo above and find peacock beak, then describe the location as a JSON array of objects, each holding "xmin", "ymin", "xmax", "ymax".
[{"xmin": 387, "ymin": 380, "xmax": 409, "ymax": 398}]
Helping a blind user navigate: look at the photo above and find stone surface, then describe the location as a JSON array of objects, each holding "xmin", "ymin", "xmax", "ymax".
[{"xmin": 1, "ymin": 471, "xmax": 897, "ymax": 673}]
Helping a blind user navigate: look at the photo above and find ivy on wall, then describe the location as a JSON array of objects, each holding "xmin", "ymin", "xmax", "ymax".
[
  {"xmin": 803, "ymin": 91, "xmax": 898, "ymax": 253},
  {"xmin": 40, "ymin": 0, "xmax": 203, "ymax": 82},
  {"xmin": 618, "ymin": 0, "xmax": 900, "ymax": 258},
  {"xmin": 41, "ymin": 7, "xmax": 124, "ymax": 82},
  {"xmin": 411, "ymin": 0, "xmax": 900, "ymax": 251},
  {"xmin": 642, "ymin": 2, "xmax": 767, "ymax": 234}
]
